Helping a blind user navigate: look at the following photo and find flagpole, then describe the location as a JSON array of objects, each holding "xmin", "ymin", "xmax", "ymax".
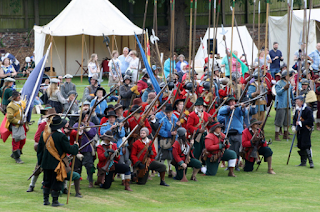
[
  {"xmin": 251, "ymin": 0, "xmax": 256, "ymax": 75},
  {"xmin": 286, "ymin": 0, "xmax": 292, "ymax": 142},
  {"xmin": 258, "ymin": 1, "xmax": 260, "ymax": 50},
  {"xmin": 188, "ymin": 0, "xmax": 193, "ymax": 72},
  {"xmin": 305, "ymin": 0, "xmax": 312, "ymax": 75},
  {"xmin": 24, "ymin": 43, "xmax": 52, "ymax": 121},
  {"xmin": 207, "ymin": 0, "xmax": 212, "ymax": 66}
]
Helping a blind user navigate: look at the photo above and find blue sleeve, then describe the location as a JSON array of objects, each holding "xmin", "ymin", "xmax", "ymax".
[
  {"xmin": 90, "ymin": 99, "xmax": 95, "ymax": 108},
  {"xmin": 275, "ymin": 82, "xmax": 284, "ymax": 96},
  {"xmin": 247, "ymin": 85, "xmax": 256, "ymax": 98},
  {"xmin": 100, "ymin": 123, "xmax": 110, "ymax": 136},
  {"xmin": 219, "ymin": 106, "xmax": 231, "ymax": 116},
  {"xmin": 159, "ymin": 118, "xmax": 170, "ymax": 138},
  {"xmin": 141, "ymin": 91, "xmax": 148, "ymax": 102},
  {"xmin": 118, "ymin": 126, "xmax": 125, "ymax": 138}
]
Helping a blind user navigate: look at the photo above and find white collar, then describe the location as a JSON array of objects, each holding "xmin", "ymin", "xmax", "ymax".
[
  {"xmin": 297, "ymin": 103, "xmax": 307, "ymax": 111},
  {"xmin": 101, "ymin": 141, "xmax": 113, "ymax": 146},
  {"xmin": 141, "ymin": 137, "xmax": 149, "ymax": 145}
]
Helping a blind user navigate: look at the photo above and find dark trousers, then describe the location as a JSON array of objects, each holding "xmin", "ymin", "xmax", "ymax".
[
  {"xmin": 43, "ymin": 169, "xmax": 63, "ymax": 191},
  {"xmin": 174, "ymin": 158, "xmax": 202, "ymax": 180},
  {"xmin": 205, "ymin": 149, "xmax": 237, "ymax": 176},
  {"xmin": 137, "ymin": 161, "xmax": 166, "ymax": 185},
  {"xmin": 243, "ymin": 146, "xmax": 273, "ymax": 172},
  {"xmin": 102, "ymin": 163, "xmax": 130, "ymax": 189},
  {"xmin": 74, "ymin": 152, "xmax": 94, "ymax": 182}
]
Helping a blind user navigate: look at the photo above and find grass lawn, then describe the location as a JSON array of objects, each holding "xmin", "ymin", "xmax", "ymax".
[{"xmin": 1, "ymin": 77, "xmax": 320, "ymax": 211}]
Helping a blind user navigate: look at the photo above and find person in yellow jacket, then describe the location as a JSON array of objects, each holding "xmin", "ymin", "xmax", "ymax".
[{"xmin": 7, "ymin": 90, "xmax": 27, "ymax": 164}]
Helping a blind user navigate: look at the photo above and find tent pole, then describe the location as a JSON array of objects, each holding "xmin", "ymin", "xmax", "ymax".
[
  {"xmin": 93, "ymin": 36, "xmax": 96, "ymax": 53},
  {"xmin": 81, "ymin": 34, "xmax": 84, "ymax": 83},
  {"xmin": 64, "ymin": 36, "xmax": 67, "ymax": 75},
  {"xmin": 112, "ymin": 35, "xmax": 115, "ymax": 52},
  {"xmin": 50, "ymin": 35, "xmax": 53, "ymax": 76}
]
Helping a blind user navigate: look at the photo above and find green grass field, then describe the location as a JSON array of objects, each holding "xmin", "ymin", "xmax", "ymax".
[{"xmin": 1, "ymin": 77, "xmax": 320, "ymax": 211}]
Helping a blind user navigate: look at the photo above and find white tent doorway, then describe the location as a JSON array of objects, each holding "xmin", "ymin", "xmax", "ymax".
[{"xmin": 33, "ymin": 0, "xmax": 142, "ymax": 79}]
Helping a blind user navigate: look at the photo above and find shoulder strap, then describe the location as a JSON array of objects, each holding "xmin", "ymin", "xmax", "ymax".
[{"xmin": 137, "ymin": 140, "xmax": 149, "ymax": 159}]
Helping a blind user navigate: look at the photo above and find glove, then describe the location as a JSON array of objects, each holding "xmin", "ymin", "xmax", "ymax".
[
  {"xmin": 283, "ymin": 83, "xmax": 290, "ymax": 90},
  {"xmin": 76, "ymin": 153, "xmax": 84, "ymax": 161},
  {"xmin": 97, "ymin": 113, "xmax": 104, "ymax": 119},
  {"xmin": 219, "ymin": 143, "xmax": 226, "ymax": 150},
  {"xmin": 291, "ymin": 126, "xmax": 297, "ymax": 134},
  {"xmin": 184, "ymin": 110, "xmax": 190, "ymax": 116},
  {"xmin": 107, "ymin": 149, "xmax": 115, "ymax": 154},
  {"xmin": 138, "ymin": 162, "xmax": 145, "ymax": 169},
  {"xmin": 180, "ymin": 118, "xmax": 185, "ymax": 124},
  {"xmin": 90, "ymin": 94, "xmax": 95, "ymax": 97},
  {"xmin": 130, "ymin": 85, "xmax": 140, "ymax": 95}
]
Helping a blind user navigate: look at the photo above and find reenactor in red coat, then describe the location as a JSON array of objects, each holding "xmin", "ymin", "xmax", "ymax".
[
  {"xmin": 96, "ymin": 131, "xmax": 132, "ymax": 191},
  {"xmin": 187, "ymin": 97, "xmax": 213, "ymax": 160},
  {"xmin": 173, "ymin": 99, "xmax": 188, "ymax": 129},
  {"xmin": 127, "ymin": 105, "xmax": 152, "ymax": 138},
  {"xmin": 242, "ymin": 118, "xmax": 276, "ymax": 174},
  {"xmin": 131, "ymin": 127, "xmax": 169, "ymax": 186},
  {"xmin": 172, "ymin": 127, "xmax": 201, "ymax": 181},
  {"xmin": 204, "ymin": 122, "xmax": 237, "ymax": 177}
]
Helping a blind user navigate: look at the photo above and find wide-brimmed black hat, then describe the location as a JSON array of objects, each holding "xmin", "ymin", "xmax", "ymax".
[
  {"xmin": 164, "ymin": 104, "xmax": 174, "ymax": 112},
  {"xmin": 114, "ymin": 103, "xmax": 123, "ymax": 111},
  {"xmin": 130, "ymin": 104, "xmax": 143, "ymax": 113},
  {"xmin": 173, "ymin": 98, "xmax": 185, "ymax": 110},
  {"xmin": 100, "ymin": 130, "xmax": 116, "ymax": 142},
  {"xmin": 195, "ymin": 97, "xmax": 204, "ymax": 106},
  {"xmin": 40, "ymin": 104, "xmax": 52, "ymax": 115},
  {"xmin": 50, "ymin": 115, "xmax": 67, "ymax": 131},
  {"xmin": 249, "ymin": 118, "xmax": 262, "ymax": 127},
  {"xmin": 105, "ymin": 110, "xmax": 118, "ymax": 118},
  {"xmin": 94, "ymin": 87, "xmax": 106, "ymax": 96},
  {"xmin": 209, "ymin": 121, "xmax": 224, "ymax": 132}
]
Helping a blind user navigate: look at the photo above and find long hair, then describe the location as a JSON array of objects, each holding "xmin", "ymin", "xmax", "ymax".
[
  {"xmin": 46, "ymin": 83, "xmax": 58, "ymax": 97},
  {"xmin": 88, "ymin": 53, "xmax": 99, "ymax": 67}
]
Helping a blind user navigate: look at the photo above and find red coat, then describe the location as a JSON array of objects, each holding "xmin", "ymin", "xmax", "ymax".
[
  {"xmin": 127, "ymin": 116, "xmax": 152, "ymax": 135},
  {"xmin": 187, "ymin": 111, "xmax": 212, "ymax": 134},
  {"xmin": 137, "ymin": 78, "xmax": 148, "ymax": 94},
  {"xmin": 242, "ymin": 128, "xmax": 267, "ymax": 162},
  {"xmin": 264, "ymin": 72, "xmax": 273, "ymax": 94},
  {"xmin": 131, "ymin": 139, "xmax": 157, "ymax": 165},
  {"xmin": 34, "ymin": 121, "xmax": 46, "ymax": 143},
  {"xmin": 97, "ymin": 143, "xmax": 119, "ymax": 169},
  {"xmin": 205, "ymin": 132, "xmax": 229, "ymax": 158},
  {"xmin": 172, "ymin": 140, "xmax": 193, "ymax": 164}
]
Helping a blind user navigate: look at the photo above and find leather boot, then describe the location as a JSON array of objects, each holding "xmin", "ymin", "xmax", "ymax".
[
  {"xmin": 27, "ymin": 186, "xmax": 34, "ymax": 192},
  {"xmin": 12, "ymin": 150, "xmax": 24, "ymax": 164},
  {"xmin": 283, "ymin": 131, "xmax": 291, "ymax": 139},
  {"xmin": 296, "ymin": 150, "xmax": 307, "ymax": 166},
  {"xmin": 228, "ymin": 167, "xmax": 236, "ymax": 177},
  {"xmin": 306, "ymin": 149, "xmax": 314, "ymax": 168},
  {"xmin": 279, "ymin": 127, "xmax": 283, "ymax": 135},
  {"xmin": 190, "ymin": 168, "xmax": 200, "ymax": 181},
  {"xmin": 74, "ymin": 179, "xmax": 82, "ymax": 198},
  {"xmin": 51, "ymin": 190, "xmax": 64, "ymax": 207},
  {"xmin": 159, "ymin": 172, "xmax": 169, "ymax": 186},
  {"xmin": 121, "ymin": 180, "xmax": 125, "ymax": 185},
  {"xmin": 275, "ymin": 132, "xmax": 281, "ymax": 141},
  {"xmin": 43, "ymin": 187, "xmax": 50, "ymax": 206},
  {"xmin": 124, "ymin": 179, "xmax": 132, "ymax": 191}
]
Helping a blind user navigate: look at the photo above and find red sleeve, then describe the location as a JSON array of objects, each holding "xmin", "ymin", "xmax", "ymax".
[
  {"xmin": 205, "ymin": 138, "xmax": 220, "ymax": 152},
  {"xmin": 123, "ymin": 110, "xmax": 128, "ymax": 118},
  {"xmin": 219, "ymin": 88, "xmax": 227, "ymax": 98},
  {"xmin": 150, "ymin": 144, "xmax": 157, "ymax": 161},
  {"xmin": 187, "ymin": 113, "xmax": 198, "ymax": 134},
  {"xmin": 34, "ymin": 122, "xmax": 46, "ymax": 143},
  {"xmin": 130, "ymin": 140, "xmax": 140, "ymax": 165},
  {"xmin": 242, "ymin": 129, "xmax": 252, "ymax": 148},
  {"xmin": 172, "ymin": 141, "xmax": 184, "ymax": 163},
  {"xmin": 97, "ymin": 145, "xmax": 107, "ymax": 164},
  {"xmin": 144, "ymin": 119, "xmax": 152, "ymax": 135}
]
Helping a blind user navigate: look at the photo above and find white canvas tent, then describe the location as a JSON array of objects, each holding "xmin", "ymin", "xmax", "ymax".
[
  {"xmin": 269, "ymin": 9, "xmax": 320, "ymax": 69},
  {"xmin": 195, "ymin": 26, "xmax": 258, "ymax": 70},
  {"xmin": 33, "ymin": 0, "xmax": 142, "ymax": 77}
]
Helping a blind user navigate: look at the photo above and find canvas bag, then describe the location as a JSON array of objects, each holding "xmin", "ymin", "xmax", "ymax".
[{"xmin": 12, "ymin": 125, "xmax": 26, "ymax": 141}]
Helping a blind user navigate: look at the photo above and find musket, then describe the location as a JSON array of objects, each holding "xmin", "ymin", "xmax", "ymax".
[
  {"xmin": 256, "ymin": 138, "xmax": 272, "ymax": 171},
  {"xmin": 287, "ymin": 103, "xmax": 304, "ymax": 165},
  {"xmin": 249, "ymin": 101, "xmax": 273, "ymax": 161},
  {"xmin": 211, "ymin": 95, "xmax": 228, "ymax": 118},
  {"xmin": 195, "ymin": 96, "xmax": 218, "ymax": 142},
  {"xmin": 28, "ymin": 138, "xmax": 95, "ymax": 181},
  {"xmin": 102, "ymin": 124, "xmax": 140, "ymax": 174},
  {"xmin": 68, "ymin": 106, "xmax": 142, "ymax": 130},
  {"xmin": 137, "ymin": 122, "xmax": 163, "ymax": 178},
  {"xmin": 63, "ymin": 93, "xmax": 78, "ymax": 120},
  {"xmin": 171, "ymin": 83, "xmax": 180, "ymax": 106},
  {"xmin": 152, "ymin": 92, "xmax": 173, "ymax": 115},
  {"xmin": 179, "ymin": 131, "xmax": 196, "ymax": 183},
  {"xmin": 237, "ymin": 76, "xmax": 253, "ymax": 103},
  {"xmin": 234, "ymin": 91, "xmax": 268, "ymax": 107}
]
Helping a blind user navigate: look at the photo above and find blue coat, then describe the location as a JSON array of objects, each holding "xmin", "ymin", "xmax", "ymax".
[
  {"xmin": 219, "ymin": 105, "xmax": 246, "ymax": 134},
  {"xmin": 243, "ymin": 106, "xmax": 257, "ymax": 127},
  {"xmin": 156, "ymin": 111, "xmax": 166, "ymax": 121},
  {"xmin": 274, "ymin": 79, "xmax": 293, "ymax": 109},
  {"xmin": 141, "ymin": 88, "xmax": 155, "ymax": 102},
  {"xmin": 247, "ymin": 82, "xmax": 265, "ymax": 112},
  {"xmin": 100, "ymin": 122, "xmax": 126, "ymax": 155},
  {"xmin": 164, "ymin": 58, "xmax": 176, "ymax": 78},
  {"xmin": 159, "ymin": 115, "xmax": 178, "ymax": 138},
  {"xmin": 90, "ymin": 99, "xmax": 108, "ymax": 122}
]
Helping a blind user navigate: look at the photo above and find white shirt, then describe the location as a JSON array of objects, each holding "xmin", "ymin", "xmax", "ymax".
[
  {"xmin": 88, "ymin": 62, "xmax": 98, "ymax": 77},
  {"xmin": 125, "ymin": 56, "xmax": 139, "ymax": 70}
]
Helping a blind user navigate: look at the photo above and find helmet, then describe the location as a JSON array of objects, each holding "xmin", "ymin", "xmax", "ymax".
[
  {"xmin": 280, "ymin": 63, "xmax": 287, "ymax": 69},
  {"xmin": 253, "ymin": 70, "xmax": 262, "ymax": 79},
  {"xmin": 147, "ymin": 79, "xmax": 152, "ymax": 87},
  {"xmin": 125, "ymin": 69, "xmax": 133, "ymax": 76},
  {"xmin": 281, "ymin": 70, "xmax": 293, "ymax": 78},
  {"xmin": 185, "ymin": 82, "xmax": 193, "ymax": 91},
  {"xmin": 203, "ymin": 81, "xmax": 211, "ymax": 91},
  {"xmin": 123, "ymin": 75, "xmax": 131, "ymax": 82},
  {"xmin": 142, "ymin": 68, "xmax": 149, "ymax": 77},
  {"xmin": 231, "ymin": 72, "xmax": 240, "ymax": 82},
  {"xmin": 168, "ymin": 81, "xmax": 175, "ymax": 90},
  {"xmin": 25, "ymin": 57, "xmax": 31, "ymax": 63},
  {"xmin": 301, "ymin": 78, "xmax": 309, "ymax": 85},
  {"xmin": 159, "ymin": 82, "xmax": 166, "ymax": 88}
]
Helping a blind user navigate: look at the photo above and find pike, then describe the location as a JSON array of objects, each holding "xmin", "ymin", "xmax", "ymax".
[
  {"xmin": 188, "ymin": 0, "xmax": 193, "ymax": 75},
  {"xmin": 171, "ymin": 83, "xmax": 180, "ymax": 106},
  {"xmin": 230, "ymin": 0, "xmax": 235, "ymax": 77},
  {"xmin": 207, "ymin": 0, "xmax": 212, "ymax": 65},
  {"xmin": 103, "ymin": 34, "xmax": 123, "ymax": 85},
  {"xmin": 191, "ymin": 0, "xmax": 198, "ymax": 92},
  {"xmin": 262, "ymin": 0, "xmax": 270, "ymax": 77},
  {"xmin": 67, "ymin": 96, "xmax": 84, "ymax": 204},
  {"xmin": 63, "ymin": 93, "xmax": 78, "ymax": 120},
  {"xmin": 221, "ymin": 25, "xmax": 232, "ymax": 80},
  {"xmin": 137, "ymin": 122, "xmax": 163, "ymax": 178},
  {"xmin": 27, "ymin": 138, "xmax": 96, "ymax": 181},
  {"xmin": 194, "ymin": 96, "xmax": 218, "ymax": 142},
  {"xmin": 150, "ymin": 29, "xmax": 167, "ymax": 83},
  {"xmin": 251, "ymin": 0, "xmax": 256, "ymax": 75},
  {"xmin": 102, "ymin": 125, "xmax": 140, "ymax": 174}
]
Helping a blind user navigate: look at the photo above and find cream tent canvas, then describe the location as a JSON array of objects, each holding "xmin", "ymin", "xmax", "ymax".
[
  {"xmin": 33, "ymin": 0, "xmax": 143, "ymax": 76},
  {"xmin": 269, "ymin": 9, "xmax": 320, "ymax": 69}
]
